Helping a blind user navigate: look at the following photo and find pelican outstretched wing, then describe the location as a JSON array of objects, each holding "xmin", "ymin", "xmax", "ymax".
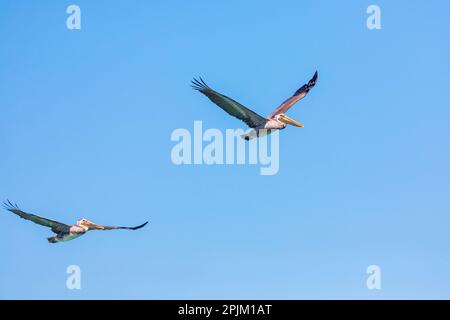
[
  {"xmin": 99, "ymin": 221, "xmax": 148, "ymax": 231},
  {"xmin": 268, "ymin": 71, "xmax": 318, "ymax": 118},
  {"xmin": 192, "ymin": 78, "xmax": 267, "ymax": 128},
  {"xmin": 3, "ymin": 200, "xmax": 70, "ymax": 233}
]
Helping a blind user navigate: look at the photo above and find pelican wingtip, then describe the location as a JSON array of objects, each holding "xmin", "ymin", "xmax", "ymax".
[
  {"xmin": 134, "ymin": 221, "xmax": 149, "ymax": 230},
  {"xmin": 3, "ymin": 199, "xmax": 19, "ymax": 211}
]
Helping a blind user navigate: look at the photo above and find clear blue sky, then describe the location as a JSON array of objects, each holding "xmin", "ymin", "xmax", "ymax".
[{"xmin": 1, "ymin": 0, "xmax": 449, "ymax": 299}]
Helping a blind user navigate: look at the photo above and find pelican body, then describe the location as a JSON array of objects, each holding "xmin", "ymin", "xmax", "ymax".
[
  {"xmin": 48, "ymin": 219, "xmax": 99, "ymax": 243},
  {"xmin": 3, "ymin": 200, "xmax": 148, "ymax": 244},
  {"xmin": 192, "ymin": 71, "xmax": 318, "ymax": 140}
]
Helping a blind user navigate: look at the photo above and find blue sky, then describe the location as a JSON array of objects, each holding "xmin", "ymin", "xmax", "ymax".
[{"xmin": 1, "ymin": 0, "xmax": 449, "ymax": 299}]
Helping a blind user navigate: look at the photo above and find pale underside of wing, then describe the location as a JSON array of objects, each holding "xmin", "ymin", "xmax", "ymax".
[
  {"xmin": 268, "ymin": 71, "xmax": 318, "ymax": 118},
  {"xmin": 3, "ymin": 200, "xmax": 71, "ymax": 234},
  {"xmin": 192, "ymin": 78, "xmax": 267, "ymax": 128},
  {"xmin": 99, "ymin": 221, "xmax": 148, "ymax": 231}
]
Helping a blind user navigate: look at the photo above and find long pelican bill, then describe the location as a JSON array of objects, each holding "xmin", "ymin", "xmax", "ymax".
[
  {"xmin": 83, "ymin": 220, "xmax": 105, "ymax": 230},
  {"xmin": 278, "ymin": 114, "xmax": 304, "ymax": 127}
]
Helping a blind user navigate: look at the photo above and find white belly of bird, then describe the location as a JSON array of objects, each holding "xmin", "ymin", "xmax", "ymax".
[{"xmin": 240, "ymin": 120, "xmax": 285, "ymax": 140}]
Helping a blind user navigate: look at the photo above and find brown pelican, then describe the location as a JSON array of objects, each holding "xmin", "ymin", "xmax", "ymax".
[
  {"xmin": 3, "ymin": 200, "xmax": 148, "ymax": 243},
  {"xmin": 192, "ymin": 71, "xmax": 318, "ymax": 140}
]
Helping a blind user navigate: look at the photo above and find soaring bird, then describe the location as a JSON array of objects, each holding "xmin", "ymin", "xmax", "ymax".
[
  {"xmin": 3, "ymin": 200, "xmax": 148, "ymax": 243},
  {"xmin": 192, "ymin": 71, "xmax": 318, "ymax": 140}
]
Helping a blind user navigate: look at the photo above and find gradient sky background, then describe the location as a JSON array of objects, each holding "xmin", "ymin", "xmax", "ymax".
[{"xmin": 1, "ymin": 0, "xmax": 449, "ymax": 299}]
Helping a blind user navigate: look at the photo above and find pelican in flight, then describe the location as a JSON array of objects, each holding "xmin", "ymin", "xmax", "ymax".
[
  {"xmin": 192, "ymin": 71, "xmax": 318, "ymax": 140},
  {"xmin": 3, "ymin": 200, "xmax": 148, "ymax": 243}
]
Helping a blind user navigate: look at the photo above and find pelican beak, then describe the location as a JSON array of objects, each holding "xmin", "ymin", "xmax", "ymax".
[
  {"xmin": 279, "ymin": 115, "xmax": 304, "ymax": 127},
  {"xmin": 84, "ymin": 221, "xmax": 105, "ymax": 230}
]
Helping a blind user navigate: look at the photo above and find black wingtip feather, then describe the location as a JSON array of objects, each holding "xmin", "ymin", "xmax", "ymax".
[
  {"xmin": 191, "ymin": 77, "xmax": 210, "ymax": 91},
  {"xmin": 132, "ymin": 221, "xmax": 149, "ymax": 230},
  {"xmin": 311, "ymin": 70, "xmax": 318, "ymax": 84},
  {"xmin": 3, "ymin": 199, "xmax": 20, "ymax": 211},
  {"xmin": 199, "ymin": 77, "xmax": 208, "ymax": 87},
  {"xmin": 293, "ymin": 71, "xmax": 318, "ymax": 96}
]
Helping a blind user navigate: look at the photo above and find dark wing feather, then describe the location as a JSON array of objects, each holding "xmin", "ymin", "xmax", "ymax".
[
  {"xmin": 3, "ymin": 200, "xmax": 70, "ymax": 233},
  {"xmin": 101, "ymin": 221, "xmax": 148, "ymax": 231},
  {"xmin": 192, "ymin": 78, "xmax": 267, "ymax": 128},
  {"xmin": 268, "ymin": 71, "xmax": 318, "ymax": 118}
]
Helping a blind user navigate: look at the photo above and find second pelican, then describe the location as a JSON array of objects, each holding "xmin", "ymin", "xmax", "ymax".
[{"xmin": 192, "ymin": 71, "xmax": 318, "ymax": 140}]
